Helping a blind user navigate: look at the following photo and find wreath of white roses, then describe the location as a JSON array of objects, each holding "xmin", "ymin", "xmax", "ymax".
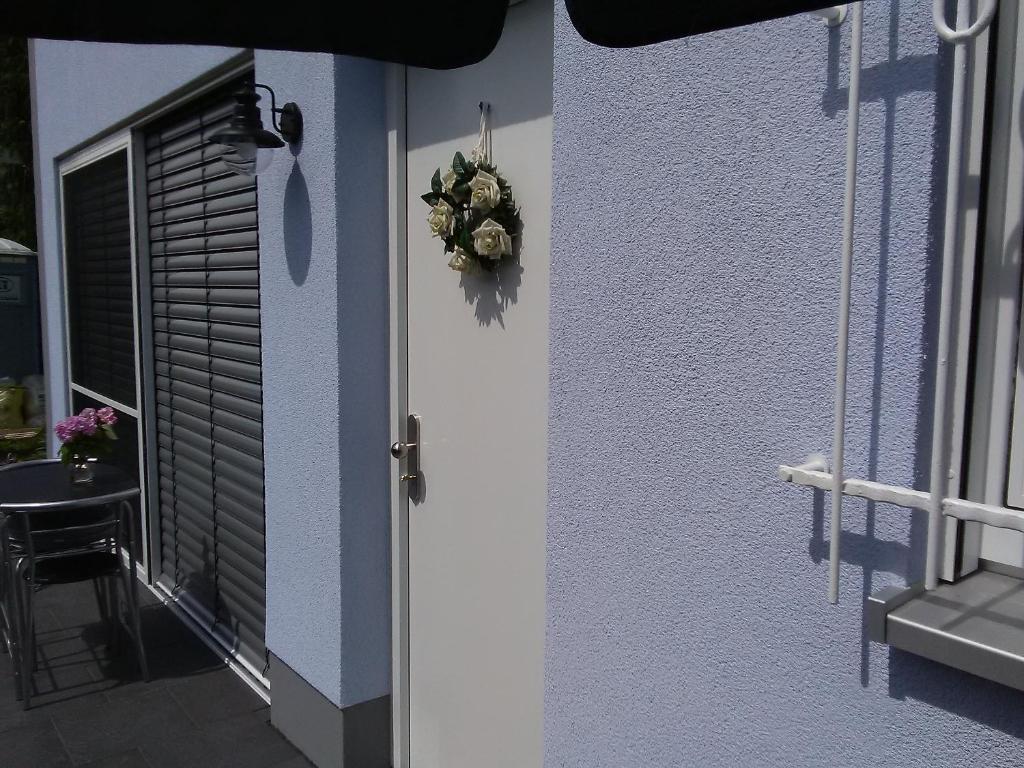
[{"xmin": 422, "ymin": 108, "xmax": 520, "ymax": 274}]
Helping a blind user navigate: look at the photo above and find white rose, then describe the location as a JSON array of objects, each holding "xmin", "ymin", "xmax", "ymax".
[
  {"xmin": 442, "ymin": 168, "xmax": 459, "ymax": 193},
  {"xmin": 427, "ymin": 200, "xmax": 454, "ymax": 237},
  {"xmin": 471, "ymin": 218, "xmax": 512, "ymax": 260},
  {"xmin": 468, "ymin": 169, "xmax": 501, "ymax": 211},
  {"xmin": 448, "ymin": 248, "xmax": 477, "ymax": 274}
]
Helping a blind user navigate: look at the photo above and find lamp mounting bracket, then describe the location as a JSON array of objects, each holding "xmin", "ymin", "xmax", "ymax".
[{"xmin": 255, "ymin": 82, "xmax": 303, "ymax": 144}]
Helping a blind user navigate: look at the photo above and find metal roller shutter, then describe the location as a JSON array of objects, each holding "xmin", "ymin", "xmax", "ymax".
[{"xmin": 144, "ymin": 78, "xmax": 267, "ymax": 674}]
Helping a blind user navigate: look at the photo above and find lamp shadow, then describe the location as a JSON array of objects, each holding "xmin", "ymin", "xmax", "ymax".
[{"xmin": 283, "ymin": 161, "xmax": 312, "ymax": 286}]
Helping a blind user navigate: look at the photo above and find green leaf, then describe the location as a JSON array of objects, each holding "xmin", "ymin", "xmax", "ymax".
[
  {"xmin": 421, "ymin": 192, "xmax": 440, "ymax": 206},
  {"xmin": 453, "ymin": 152, "xmax": 470, "ymax": 178},
  {"xmin": 453, "ymin": 181, "xmax": 471, "ymax": 200},
  {"xmin": 431, "ymin": 169, "xmax": 442, "ymax": 194}
]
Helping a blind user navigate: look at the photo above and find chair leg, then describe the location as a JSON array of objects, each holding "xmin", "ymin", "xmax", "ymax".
[
  {"xmin": 121, "ymin": 560, "xmax": 148, "ymax": 682},
  {"xmin": 109, "ymin": 574, "xmax": 121, "ymax": 655},
  {"xmin": 18, "ymin": 570, "xmax": 33, "ymax": 710},
  {"xmin": 27, "ymin": 589, "xmax": 37, "ymax": 674},
  {"xmin": 5, "ymin": 561, "xmax": 23, "ymax": 703},
  {"xmin": 92, "ymin": 577, "xmax": 108, "ymax": 628}
]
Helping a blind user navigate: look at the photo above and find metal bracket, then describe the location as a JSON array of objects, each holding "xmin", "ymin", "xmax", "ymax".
[{"xmin": 808, "ymin": 5, "xmax": 848, "ymax": 26}]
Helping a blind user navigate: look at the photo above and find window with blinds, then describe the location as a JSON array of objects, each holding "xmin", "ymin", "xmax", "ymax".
[
  {"xmin": 62, "ymin": 149, "xmax": 145, "ymax": 562},
  {"xmin": 63, "ymin": 150, "xmax": 137, "ymax": 408},
  {"xmin": 145, "ymin": 79, "xmax": 267, "ymax": 673}
]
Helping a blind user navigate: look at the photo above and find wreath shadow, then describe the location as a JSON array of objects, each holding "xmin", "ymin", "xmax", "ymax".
[{"xmin": 460, "ymin": 217, "xmax": 524, "ymax": 328}]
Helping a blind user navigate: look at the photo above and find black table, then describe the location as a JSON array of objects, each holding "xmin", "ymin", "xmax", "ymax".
[
  {"xmin": 0, "ymin": 459, "xmax": 147, "ymax": 707},
  {"xmin": 0, "ymin": 460, "xmax": 139, "ymax": 512}
]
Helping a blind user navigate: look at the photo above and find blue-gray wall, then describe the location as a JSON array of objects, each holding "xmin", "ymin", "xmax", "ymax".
[
  {"xmin": 256, "ymin": 50, "xmax": 391, "ymax": 709},
  {"xmin": 30, "ymin": 41, "xmax": 391, "ymax": 712},
  {"xmin": 31, "ymin": 40, "xmax": 243, "ymax": 435},
  {"xmin": 546, "ymin": 2, "xmax": 1024, "ymax": 765}
]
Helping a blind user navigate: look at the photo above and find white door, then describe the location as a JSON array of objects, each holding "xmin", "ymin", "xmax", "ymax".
[{"xmin": 400, "ymin": 2, "xmax": 552, "ymax": 766}]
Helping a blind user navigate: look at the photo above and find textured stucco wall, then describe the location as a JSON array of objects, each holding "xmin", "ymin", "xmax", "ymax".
[
  {"xmin": 256, "ymin": 51, "xmax": 390, "ymax": 709},
  {"xmin": 30, "ymin": 40, "xmax": 243, "ymax": 438},
  {"xmin": 547, "ymin": 2, "xmax": 1024, "ymax": 766}
]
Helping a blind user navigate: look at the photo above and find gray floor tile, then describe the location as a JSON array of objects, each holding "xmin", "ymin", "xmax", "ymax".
[
  {"xmin": 76, "ymin": 748, "xmax": 152, "ymax": 767},
  {"xmin": 0, "ymin": 718, "xmax": 73, "ymax": 768},
  {"xmin": 168, "ymin": 665, "xmax": 268, "ymax": 726},
  {"xmin": 142, "ymin": 710, "xmax": 302, "ymax": 768},
  {"xmin": 0, "ymin": 583, "xmax": 306, "ymax": 768},
  {"xmin": 267, "ymin": 757, "xmax": 316, "ymax": 768},
  {"xmin": 51, "ymin": 687, "xmax": 195, "ymax": 764}
]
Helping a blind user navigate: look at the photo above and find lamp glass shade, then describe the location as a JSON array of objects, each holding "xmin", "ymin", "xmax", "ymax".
[{"xmin": 220, "ymin": 141, "xmax": 274, "ymax": 177}]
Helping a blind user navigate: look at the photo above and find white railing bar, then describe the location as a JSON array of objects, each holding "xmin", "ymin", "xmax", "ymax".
[
  {"xmin": 944, "ymin": 499, "xmax": 1024, "ymax": 533},
  {"xmin": 925, "ymin": 0, "xmax": 997, "ymax": 590},
  {"xmin": 779, "ymin": 465, "xmax": 1024, "ymax": 535},
  {"xmin": 829, "ymin": 1, "xmax": 865, "ymax": 605},
  {"xmin": 808, "ymin": 5, "xmax": 848, "ymax": 26},
  {"xmin": 780, "ymin": 465, "xmax": 930, "ymax": 508}
]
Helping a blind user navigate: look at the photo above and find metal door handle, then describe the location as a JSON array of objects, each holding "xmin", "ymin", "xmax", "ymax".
[
  {"xmin": 390, "ymin": 441, "xmax": 416, "ymax": 459},
  {"xmin": 391, "ymin": 414, "xmax": 422, "ymax": 502}
]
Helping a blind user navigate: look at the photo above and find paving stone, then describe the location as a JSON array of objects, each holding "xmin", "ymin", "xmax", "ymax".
[
  {"xmin": 0, "ymin": 718, "xmax": 73, "ymax": 768},
  {"xmin": 168, "ymin": 665, "xmax": 268, "ymax": 726},
  {"xmin": 51, "ymin": 687, "xmax": 195, "ymax": 764},
  {"xmin": 76, "ymin": 748, "xmax": 153, "ymax": 767},
  {"xmin": 0, "ymin": 581, "xmax": 306, "ymax": 768}
]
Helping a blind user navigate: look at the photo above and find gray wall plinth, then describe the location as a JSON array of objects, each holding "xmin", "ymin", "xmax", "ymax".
[{"xmin": 270, "ymin": 653, "xmax": 390, "ymax": 768}]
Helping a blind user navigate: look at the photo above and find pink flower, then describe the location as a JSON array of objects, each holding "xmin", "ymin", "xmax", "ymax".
[
  {"xmin": 96, "ymin": 406, "xmax": 117, "ymax": 426},
  {"xmin": 79, "ymin": 408, "xmax": 99, "ymax": 436},
  {"xmin": 54, "ymin": 419, "xmax": 73, "ymax": 443}
]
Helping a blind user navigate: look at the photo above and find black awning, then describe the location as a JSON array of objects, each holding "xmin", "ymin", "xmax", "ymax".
[
  {"xmin": 3, "ymin": 1, "xmax": 508, "ymax": 70},
  {"xmin": 564, "ymin": 0, "xmax": 853, "ymax": 47}
]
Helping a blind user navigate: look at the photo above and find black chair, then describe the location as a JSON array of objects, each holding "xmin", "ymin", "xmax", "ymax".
[{"xmin": 0, "ymin": 459, "xmax": 148, "ymax": 708}]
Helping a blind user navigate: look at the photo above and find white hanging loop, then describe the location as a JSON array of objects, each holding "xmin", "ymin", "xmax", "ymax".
[
  {"xmin": 471, "ymin": 101, "xmax": 490, "ymax": 165},
  {"xmin": 934, "ymin": 0, "xmax": 997, "ymax": 42}
]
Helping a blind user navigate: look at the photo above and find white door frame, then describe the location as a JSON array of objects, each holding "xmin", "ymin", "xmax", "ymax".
[{"xmin": 386, "ymin": 62, "xmax": 411, "ymax": 768}]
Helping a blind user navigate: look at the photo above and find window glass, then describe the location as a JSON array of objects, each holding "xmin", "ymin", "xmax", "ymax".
[
  {"xmin": 63, "ymin": 150, "xmax": 137, "ymax": 408},
  {"xmin": 71, "ymin": 390, "xmax": 143, "ymax": 562}
]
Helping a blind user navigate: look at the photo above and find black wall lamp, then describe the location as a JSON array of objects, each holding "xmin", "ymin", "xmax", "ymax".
[{"xmin": 209, "ymin": 82, "xmax": 303, "ymax": 176}]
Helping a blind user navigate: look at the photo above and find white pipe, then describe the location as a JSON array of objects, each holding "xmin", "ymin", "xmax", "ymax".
[
  {"xmin": 925, "ymin": 0, "xmax": 995, "ymax": 590},
  {"xmin": 829, "ymin": 2, "xmax": 864, "ymax": 605}
]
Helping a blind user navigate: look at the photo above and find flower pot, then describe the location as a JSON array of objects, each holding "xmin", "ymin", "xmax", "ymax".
[{"xmin": 68, "ymin": 455, "xmax": 94, "ymax": 486}]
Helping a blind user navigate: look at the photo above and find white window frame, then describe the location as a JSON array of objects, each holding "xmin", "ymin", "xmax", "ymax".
[
  {"xmin": 964, "ymin": 0, "xmax": 1024, "ymax": 571},
  {"xmin": 58, "ymin": 130, "xmax": 150, "ymax": 573}
]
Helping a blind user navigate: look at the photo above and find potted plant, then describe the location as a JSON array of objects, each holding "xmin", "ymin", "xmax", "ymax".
[{"xmin": 54, "ymin": 407, "xmax": 118, "ymax": 485}]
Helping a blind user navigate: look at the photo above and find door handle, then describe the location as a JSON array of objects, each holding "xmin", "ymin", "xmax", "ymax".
[
  {"xmin": 391, "ymin": 414, "xmax": 422, "ymax": 502},
  {"xmin": 390, "ymin": 442, "xmax": 416, "ymax": 459}
]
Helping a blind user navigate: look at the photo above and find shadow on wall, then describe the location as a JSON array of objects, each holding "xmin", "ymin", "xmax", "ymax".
[
  {"xmin": 889, "ymin": 648, "xmax": 1024, "ymax": 739},
  {"xmin": 284, "ymin": 161, "xmax": 313, "ymax": 286},
  {"xmin": 802, "ymin": 0, "xmax": 1000, "ymax": 709},
  {"xmin": 460, "ymin": 215, "xmax": 524, "ymax": 328}
]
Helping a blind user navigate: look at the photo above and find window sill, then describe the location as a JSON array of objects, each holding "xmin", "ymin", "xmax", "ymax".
[{"xmin": 868, "ymin": 565, "xmax": 1024, "ymax": 692}]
